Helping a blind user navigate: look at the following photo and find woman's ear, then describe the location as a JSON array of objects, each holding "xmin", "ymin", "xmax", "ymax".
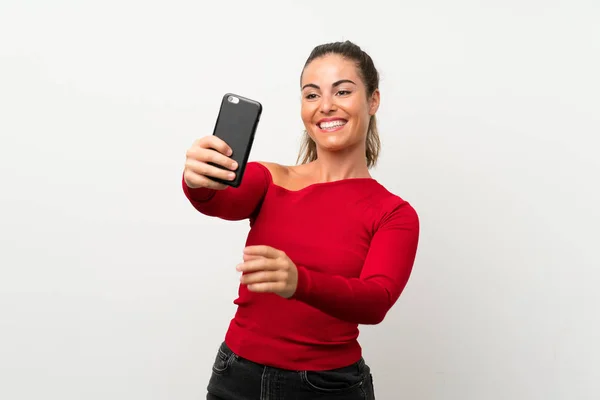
[{"xmin": 369, "ymin": 89, "xmax": 380, "ymax": 116}]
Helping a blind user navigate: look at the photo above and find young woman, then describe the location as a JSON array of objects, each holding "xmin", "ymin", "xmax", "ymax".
[{"xmin": 182, "ymin": 41, "xmax": 420, "ymax": 400}]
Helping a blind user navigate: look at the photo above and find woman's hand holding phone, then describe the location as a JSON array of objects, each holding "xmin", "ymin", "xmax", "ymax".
[{"xmin": 184, "ymin": 136, "xmax": 238, "ymax": 190}]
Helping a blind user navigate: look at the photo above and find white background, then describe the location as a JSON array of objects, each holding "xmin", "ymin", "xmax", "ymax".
[{"xmin": 1, "ymin": 0, "xmax": 599, "ymax": 399}]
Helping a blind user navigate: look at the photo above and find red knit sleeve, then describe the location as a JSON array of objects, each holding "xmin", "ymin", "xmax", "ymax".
[
  {"xmin": 182, "ymin": 162, "xmax": 271, "ymax": 221},
  {"xmin": 292, "ymin": 202, "xmax": 420, "ymax": 324}
]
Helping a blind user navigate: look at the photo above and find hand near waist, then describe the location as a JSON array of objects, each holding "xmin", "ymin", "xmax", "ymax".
[{"xmin": 237, "ymin": 246, "xmax": 298, "ymax": 299}]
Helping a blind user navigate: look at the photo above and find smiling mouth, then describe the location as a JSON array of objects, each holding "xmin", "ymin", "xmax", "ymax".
[{"xmin": 318, "ymin": 120, "xmax": 347, "ymax": 130}]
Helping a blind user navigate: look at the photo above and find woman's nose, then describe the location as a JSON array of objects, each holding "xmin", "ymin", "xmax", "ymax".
[{"xmin": 319, "ymin": 95, "xmax": 336, "ymax": 113}]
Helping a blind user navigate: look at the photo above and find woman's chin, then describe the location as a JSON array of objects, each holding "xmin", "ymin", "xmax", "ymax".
[
  {"xmin": 315, "ymin": 138, "xmax": 350, "ymax": 152},
  {"xmin": 308, "ymin": 127, "xmax": 363, "ymax": 153}
]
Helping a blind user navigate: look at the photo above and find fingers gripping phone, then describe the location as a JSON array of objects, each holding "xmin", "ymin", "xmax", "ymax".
[{"xmin": 209, "ymin": 93, "xmax": 262, "ymax": 188}]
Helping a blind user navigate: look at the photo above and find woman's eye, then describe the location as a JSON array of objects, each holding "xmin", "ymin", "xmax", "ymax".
[
  {"xmin": 337, "ymin": 90, "xmax": 351, "ymax": 96},
  {"xmin": 305, "ymin": 93, "xmax": 317, "ymax": 99}
]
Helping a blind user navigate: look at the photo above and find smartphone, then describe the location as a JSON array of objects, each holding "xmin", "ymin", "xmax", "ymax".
[{"xmin": 208, "ymin": 93, "xmax": 262, "ymax": 188}]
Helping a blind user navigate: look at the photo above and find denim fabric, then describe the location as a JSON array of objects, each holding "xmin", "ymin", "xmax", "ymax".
[{"xmin": 206, "ymin": 342, "xmax": 376, "ymax": 400}]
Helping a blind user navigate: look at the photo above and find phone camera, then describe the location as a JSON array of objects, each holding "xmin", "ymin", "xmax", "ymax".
[{"xmin": 228, "ymin": 96, "xmax": 240, "ymax": 104}]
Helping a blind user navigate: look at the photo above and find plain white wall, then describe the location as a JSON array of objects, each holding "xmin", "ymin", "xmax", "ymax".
[{"xmin": 1, "ymin": 0, "xmax": 599, "ymax": 399}]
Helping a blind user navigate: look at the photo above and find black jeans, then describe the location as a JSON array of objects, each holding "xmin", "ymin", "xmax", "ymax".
[{"xmin": 206, "ymin": 342, "xmax": 376, "ymax": 400}]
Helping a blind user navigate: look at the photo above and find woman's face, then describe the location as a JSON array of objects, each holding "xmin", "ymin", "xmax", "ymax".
[{"xmin": 300, "ymin": 54, "xmax": 379, "ymax": 155}]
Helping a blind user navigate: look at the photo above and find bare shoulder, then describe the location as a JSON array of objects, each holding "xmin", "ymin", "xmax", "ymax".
[
  {"xmin": 255, "ymin": 161, "xmax": 291, "ymax": 185},
  {"xmin": 254, "ymin": 161, "xmax": 312, "ymax": 189}
]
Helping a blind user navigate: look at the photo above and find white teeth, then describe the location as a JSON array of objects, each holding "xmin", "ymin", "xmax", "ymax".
[{"xmin": 319, "ymin": 120, "xmax": 346, "ymax": 129}]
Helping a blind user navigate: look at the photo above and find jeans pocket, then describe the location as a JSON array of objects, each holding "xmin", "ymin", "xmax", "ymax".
[
  {"xmin": 211, "ymin": 342, "xmax": 237, "ymax": 375},
  {"xmin": 300, "ymin": 358, "xmax": 367, "ymax": 393}
]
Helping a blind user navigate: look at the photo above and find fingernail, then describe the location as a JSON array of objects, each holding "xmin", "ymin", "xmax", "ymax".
[
  {"xmin": 228, "ymin": 149, "xmax": 233, "ymax": 156},
  {"xmin": 231, "ymin": 161, "xmax": 238, "ymax": 169},
  {"xmin": 228, "ymin": 172, "xmax": 235, "ymax": 180}
]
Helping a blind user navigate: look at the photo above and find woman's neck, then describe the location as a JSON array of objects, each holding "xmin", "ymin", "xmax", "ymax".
[{"xmin": 305, "ymin": 146, "xmax": 371, "ymax": 182}]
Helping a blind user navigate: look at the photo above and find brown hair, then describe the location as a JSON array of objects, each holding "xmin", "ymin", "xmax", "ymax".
[{"xmin": 297, "ymin": 40, "xmax": 381, "ymax": 168}]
